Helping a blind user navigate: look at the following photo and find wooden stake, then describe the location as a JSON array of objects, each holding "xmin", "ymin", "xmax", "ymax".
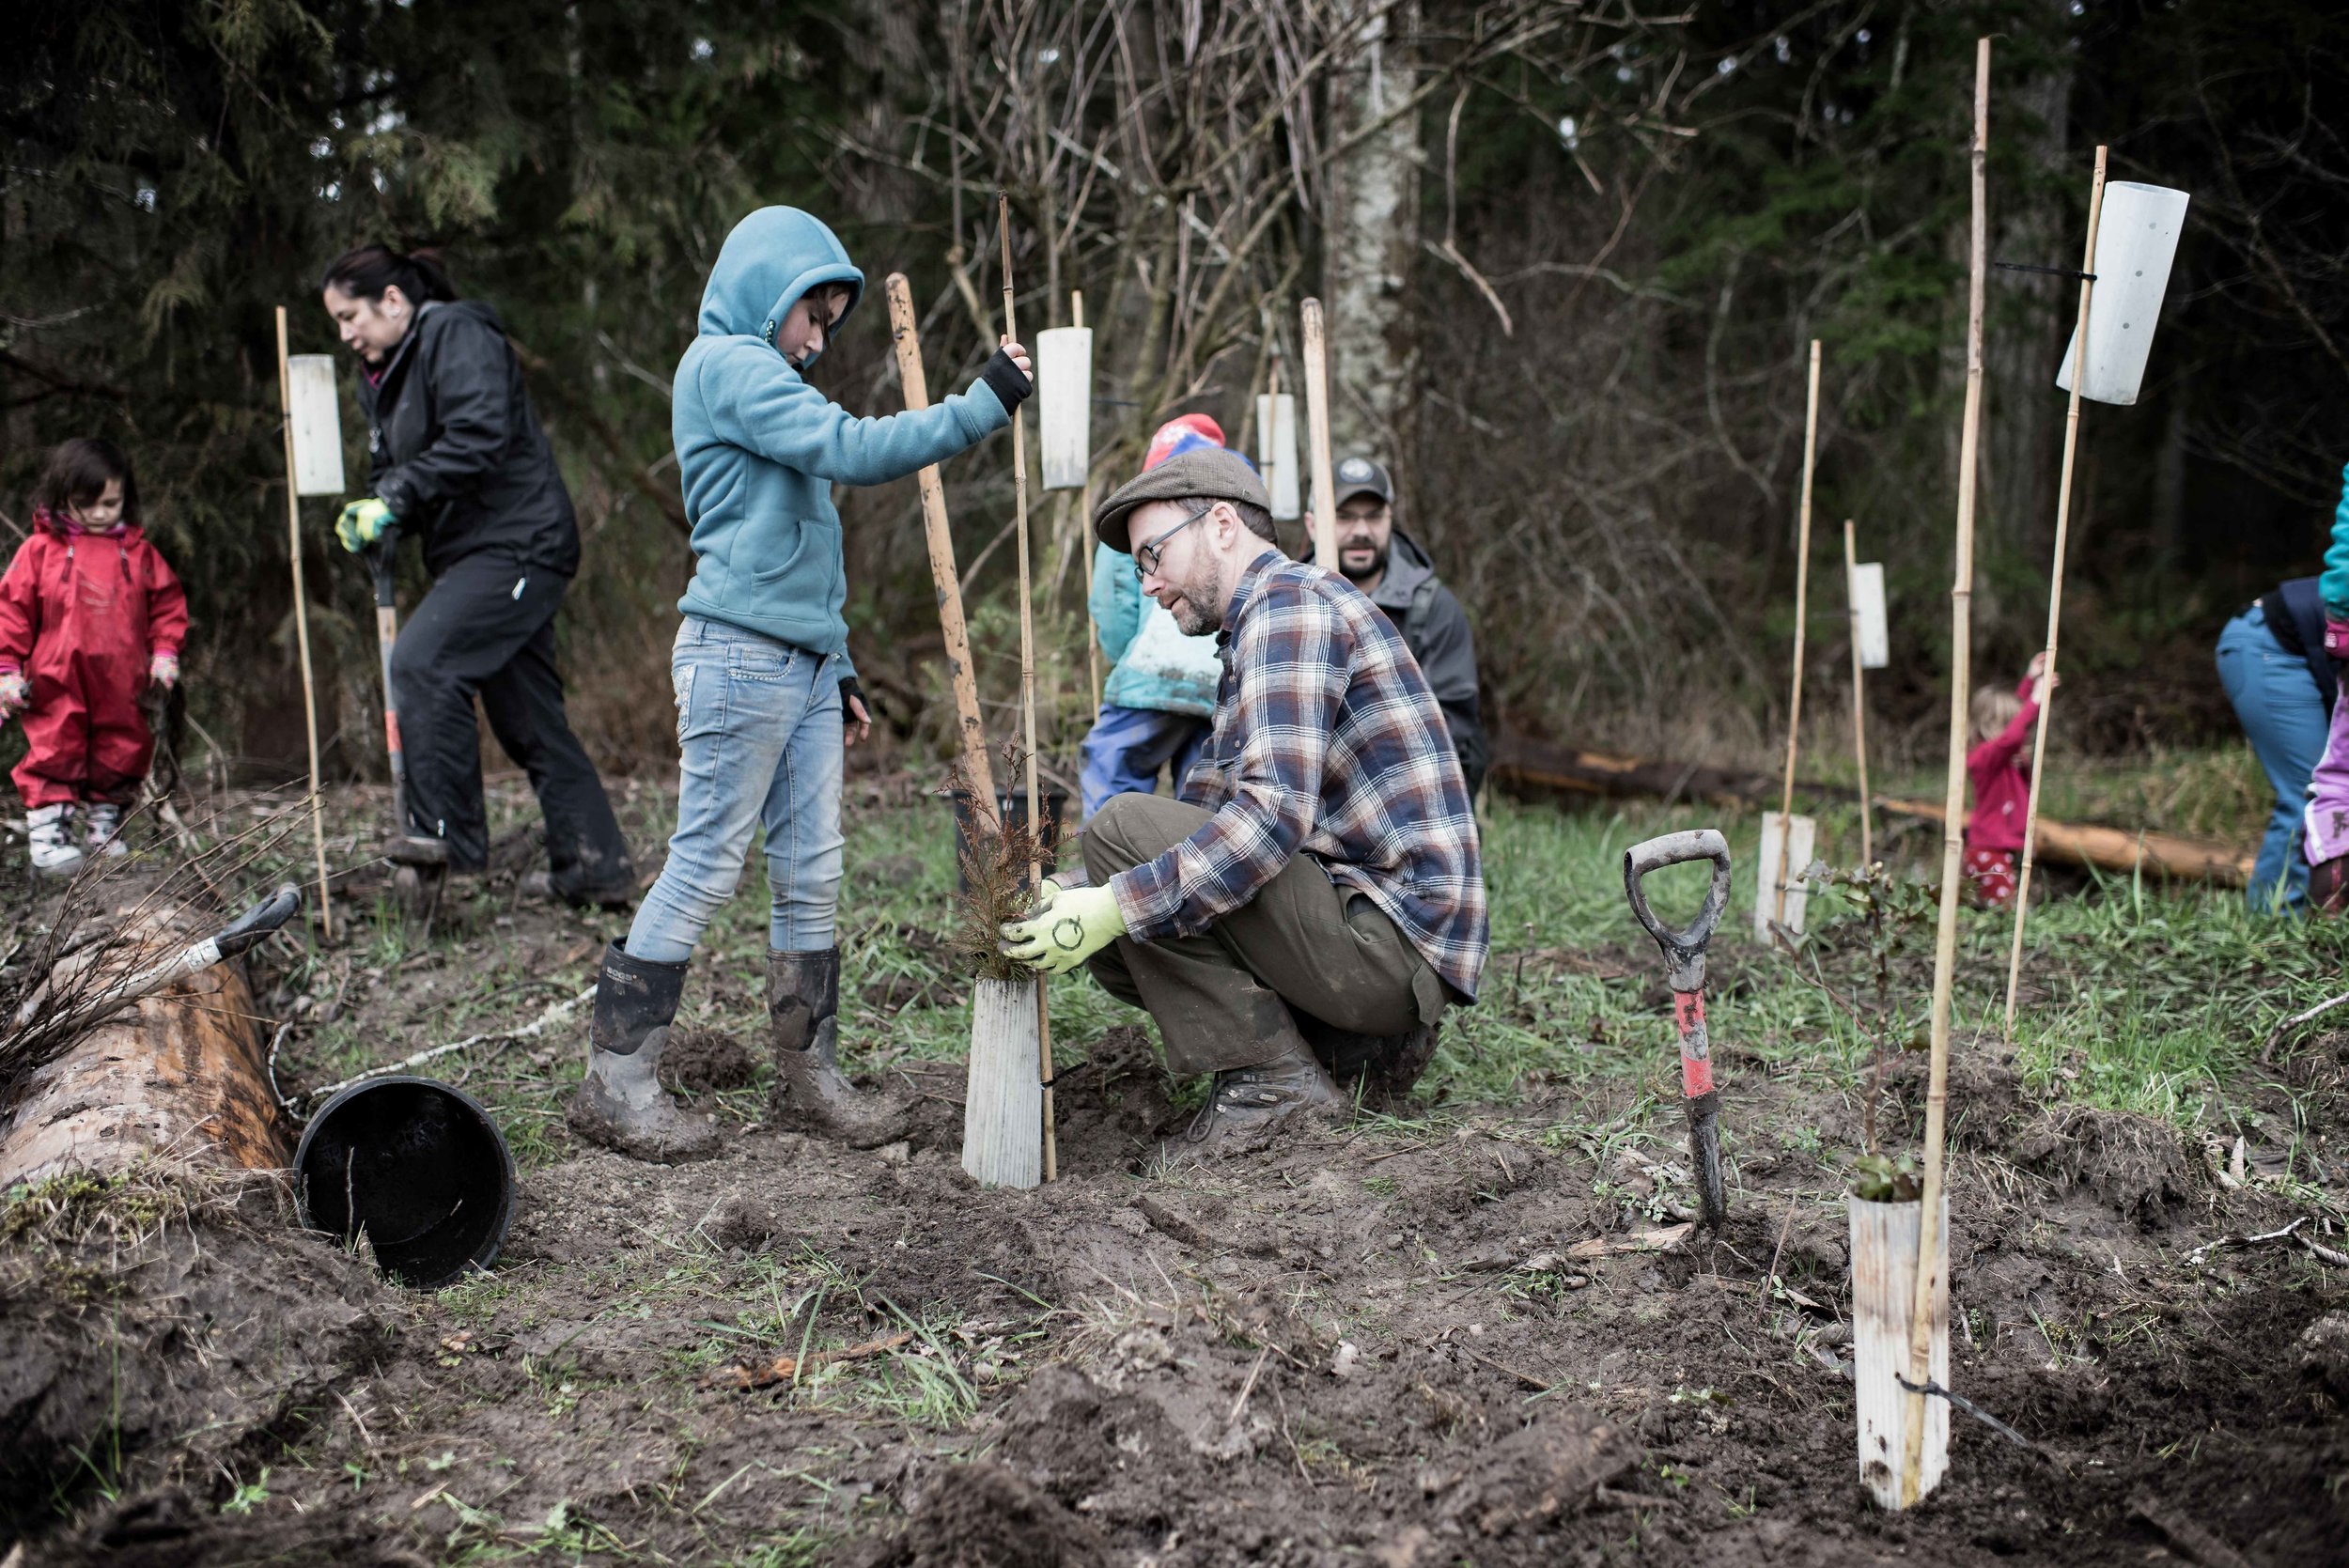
[
  {"xmin": 1902, "ymin": 35, "xmax": 1991, "ymax": 1511},
  {"xmin": 1773, "ymin": 340, "xmax": 1824, "ymax": 928},
  {"xmin": 998, "ymin": 194, "xmax": 1056, "ymax": 1184},
  {"xmin": 273, "ymin": 307, "xmax": 334, "ymax": 942},
  {"xmin": 2002, "ymin": 147, "xmax": 2109, "ymax": 1037},
  {"xmin": 1845, "ymin": 519, "xmax": 1875, "ymax": 867},
  {"xmin": 1074, "ymin": 290, "xmax": 1102, "ymax": 718},
  {"xmin": 883, "ymin": 275, "xmax": 997, "ymax": 810},
  {"xmin": 1299, "ymin": 299, "xmax": 1339, "ymax": 571}
]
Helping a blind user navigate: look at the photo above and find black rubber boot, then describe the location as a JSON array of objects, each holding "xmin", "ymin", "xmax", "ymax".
[
  {"xmin": 566, "ymin": 941, "xmax": 720, "ymax": 1162},
  {"xmin": 1156, "ymin": 1031, "xmax": 1350, "ymax": 1166},
  {"xmin": 768, "ymin": 949, "xmax": 909, "ymax": 1149},
  {"xmin": 1299, "ymin": 1016, "xmax": 1442, "ymax": 1101}
]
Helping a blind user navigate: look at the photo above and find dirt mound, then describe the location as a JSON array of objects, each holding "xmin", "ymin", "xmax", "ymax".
[
  {"xmin": 34, "ymin": 1487, "xmax": 420, "ymax": 1568},
  {"xmin": 658, "ymin": 1024, "xmax": 758, "ymax": 1094},
  {"xmin": 867, "ymin": 1461, "xmax": 1110, "ymax": 1568},
  {"xmin": 0, "ymin": 1172, "xmax": 388, "ymax": 1534},
  {"xmin": 2010, "ymin": 1104, "xmax": 2199, "ymax": 1219}
]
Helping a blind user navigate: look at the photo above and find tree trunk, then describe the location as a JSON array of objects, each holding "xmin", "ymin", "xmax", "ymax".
[
  {"xmin": 0, "ymin": 915, "xmax": 288, "ymax": 1188},
  {"xmin": 1322, "ymin": 0, "xmax": 1422, "ymax": 465}
]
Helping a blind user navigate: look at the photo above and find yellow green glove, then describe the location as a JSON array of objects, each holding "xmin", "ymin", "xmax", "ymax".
[
  {"xmin": 335, "ymin": 497, "xmax": 396, "ymax": 553},
  {"xmin": 999, "ymin": 882, "xmax": 1126, "ymax": 975}
]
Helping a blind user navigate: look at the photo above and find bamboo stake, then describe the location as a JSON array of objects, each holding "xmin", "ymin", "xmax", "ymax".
[
  {"xmin": 1845, "ymin": 519, "xmax": 1875, "ymax": 867},
  {"xmin": 1299, "ymin": 299, "xmax": 1339, "ymax": 571},
  {"xmin": 2002, "ymin": 147, "xmax": 2108, "ymax": 1037},
  {"xmin": 1074, "ymin": 290, "xmax": 1102, "ymax": 719},
  {"xmin": 999, "ymin": 194, "xmax": 1056, "ymax": 1184},
  {"xmin": 883, "ymin": 274, "xmax": 997, "ymax": 810},
  {"xmin": 1902, "ymin": 35, "xmax": 1991, "ymax": 1511},
  {"xmin": 273, "ymin": 307, "xmax": 334, "ymax": 942},
  {"xmin": 1772, "ymin": 340, "xmax": 1824, "ymax": 928}
]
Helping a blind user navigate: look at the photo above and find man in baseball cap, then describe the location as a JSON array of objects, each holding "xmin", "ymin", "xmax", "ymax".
[
  {"xmin": 1328, "ymin": 455, "xmax": 1486, "ymax": 798},
  {"xmin": 1000, "ymin": 445, "xmax": 1488, "ymax": 1159}
]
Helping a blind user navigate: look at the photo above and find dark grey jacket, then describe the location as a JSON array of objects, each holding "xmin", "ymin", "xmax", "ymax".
[
  {"xmin": 360, "ymin": 300, "xmax": 581, "ymax": 578},
  {"xmin": 1367, "ymin": 530, "xmax": 1486, "ymax": 798}
]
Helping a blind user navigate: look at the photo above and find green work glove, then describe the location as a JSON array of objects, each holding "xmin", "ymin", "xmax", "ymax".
[
  {"xmin": 999, "ymin": 882, "xmax": 1126, "ymax": 976},
  {"xmin": 335, "ymin": 496, "xmax": 396, "ymax": 553}
]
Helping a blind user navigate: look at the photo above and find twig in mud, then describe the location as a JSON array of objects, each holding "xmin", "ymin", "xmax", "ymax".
[
  {"xmin": 1272, "ymin": 1387, "xmax": 1315, "ymax": 1487},
  {"xmin": 2263, "ymin": 989, "xmax": 2349, "ymax": 1063},
  {"xmin": 2184, "ymin": 1216, "xmax": 2308, "ymax": 1267},
  {"xmin": 1458, "ymin": 1345, "xmax": 1552, "ymax": 1392},
  {"xmin": 284, "ymin": 984, "xmax": 596, "ymax": 1110},
  {"xmin": 2302, "ymin": 1230, "xmax": 2349, "ymax": 1269},
  {"xmin": 2128, "ymin": 1493, "xmax": 2256, "ymax": 1568},
  {"xmin": 1757, "ymin": 1192, "xmax": 1798, "ymax": 1304},
  {"xmin": 1595, "ymin": 1485, "xmax": 1677, "ymax": 1511},
  {"xmin": 701, "ymin": 1331, "xmax": 915, "ymax": 1392},
  {"xmin": 1226, "ymin": 1344, "xmax": 1270, "ymax": 1426}
]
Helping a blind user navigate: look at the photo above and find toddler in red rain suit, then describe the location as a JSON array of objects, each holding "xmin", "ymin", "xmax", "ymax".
[
  {"xmin": 1963, "ymin": 653, "xmax": 2057, "ymax": 908},
  {"xmin": 0, "ymin": 439, "xmax": 187, "ymax": 876}
]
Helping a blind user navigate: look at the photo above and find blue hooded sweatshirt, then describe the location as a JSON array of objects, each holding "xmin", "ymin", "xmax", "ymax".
[{"xmin": 673, "ymin": 208, "xmax": 1012, "ymax": 664}]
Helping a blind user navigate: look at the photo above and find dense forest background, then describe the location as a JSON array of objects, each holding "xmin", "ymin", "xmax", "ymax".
[{"xmin": 4, "ymin": 0, "xmax": 2345, "ymax": 793}]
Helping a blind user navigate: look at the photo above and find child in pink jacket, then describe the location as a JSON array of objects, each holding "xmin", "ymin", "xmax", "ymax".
[
  {"xmin": 1963, "ymin": 653, "xmax": 2055, "ymax": 908},
  {"xmin": 0, "ymin": 439, "xmax": 187, "ymax": 876}
]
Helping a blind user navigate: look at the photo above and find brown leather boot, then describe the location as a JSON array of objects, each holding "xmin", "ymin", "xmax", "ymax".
[
  {"xmin": 768, "ymin": 949, "xmax": 909, "ymax": 1149},
  {"xmin": 1156, "ymin": 1032, "xmax": 1350, "ymax": 1165}
]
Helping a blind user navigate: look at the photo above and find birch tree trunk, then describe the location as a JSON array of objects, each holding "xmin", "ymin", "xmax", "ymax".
[{"xmin": 1322, "ymin": 0, "xmax": 1422, "ymax": 464}]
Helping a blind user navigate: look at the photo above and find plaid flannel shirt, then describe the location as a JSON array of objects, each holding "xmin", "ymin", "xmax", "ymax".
[{"xmin": 1106, "ymin": 551, "xmax": 1489, "ymax": 1002}]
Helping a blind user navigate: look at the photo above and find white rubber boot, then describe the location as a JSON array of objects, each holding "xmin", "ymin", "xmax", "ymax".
[
  {"xmin": 83, "ymin": 802, "xmax": 129, "ymax": 859},
  {"xmin": 27, "ymin": 804, "xmax": 86, "ymax": 877}
]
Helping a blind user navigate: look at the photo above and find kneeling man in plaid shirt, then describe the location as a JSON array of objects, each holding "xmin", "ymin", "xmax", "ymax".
[{"xmin": 1001, "ymin": 447, "xmax": 1488, "ymax": 1158}]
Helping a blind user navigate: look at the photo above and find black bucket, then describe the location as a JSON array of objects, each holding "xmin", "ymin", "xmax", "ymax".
[
  {"xmin": 295, "ymin": 1076, "xmax": 516, "ymax": 1289},
  {"xmin": 948, "ymin": 786, "xmax": 1068, "ymax": 894}
]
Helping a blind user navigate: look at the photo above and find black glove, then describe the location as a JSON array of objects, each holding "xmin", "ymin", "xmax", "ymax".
[
  {"xmin": 978, "ymin": 348, "xmax": 1033, "ymax": 413},
  {"xmin": 839, "ymin": 675, "xmax": 864, "ymax": 720}
]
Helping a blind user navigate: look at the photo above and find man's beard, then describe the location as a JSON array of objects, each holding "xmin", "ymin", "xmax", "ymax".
[
  {"xmin": 1338, "ymin": 538, "xmax": 1389, "ymax": 583},
  {"xmin": 1162, "ymin": 572, "xmax": 1223, "ymax": 637}
]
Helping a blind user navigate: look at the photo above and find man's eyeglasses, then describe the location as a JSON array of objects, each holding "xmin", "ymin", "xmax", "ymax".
[{"xmin": 1132, "ymin": 502, "xmax": 1214, "ymax": 580}]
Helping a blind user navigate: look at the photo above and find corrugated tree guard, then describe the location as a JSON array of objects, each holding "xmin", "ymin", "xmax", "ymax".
[
  {"xmin": 1623, "ymin": 829, "xmax": 1734, "ymax": 1228},
  {"xmin": 1899, "ymin": 34, "xmax": 1994, "ymax": 1513},
  {"xmin": 296, "ymin": 1076, "xmax": 515, "ymax": 1289}
]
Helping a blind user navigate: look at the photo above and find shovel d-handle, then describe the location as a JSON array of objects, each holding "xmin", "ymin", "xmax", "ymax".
[{"xmin": 1623, "ymin": 829, "xmax": 1732, "ymax": 993}]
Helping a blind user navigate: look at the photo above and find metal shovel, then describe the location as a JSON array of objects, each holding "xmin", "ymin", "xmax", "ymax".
[{"xmin": 1624, "ymin": 828, "xmax": 1735, "ymax": 1228}]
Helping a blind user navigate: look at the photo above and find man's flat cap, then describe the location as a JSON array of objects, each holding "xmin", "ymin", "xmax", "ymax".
[{"xmin": 1093, "ymin": 447, "xmax": 1271, "ymax": 554}]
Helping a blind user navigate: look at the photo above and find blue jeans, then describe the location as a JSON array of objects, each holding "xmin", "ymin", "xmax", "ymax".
[
  {"xmin": 2217, "ymin": 606, "xmax": 2329, "ymax": 913},
  {"xmin": 1079, "ymin": 704, "xmax": 1211, "ymax": 818},
  {"xmin": 628, "ymin": 617, "xmax": 845, "ymax": 962}
]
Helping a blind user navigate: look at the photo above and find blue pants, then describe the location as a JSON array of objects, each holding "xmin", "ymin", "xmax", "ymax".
[
  {"xmin": 1079, "ymin": 705, "xmax": 1210, "ymax": 818},
  {"xmin": 2217, "ymin": 606, "xmax": 2329, "ymax": 913},
  {"xmin": 628, "ymin": 617, "xmax": 846, "ymax": 962}
]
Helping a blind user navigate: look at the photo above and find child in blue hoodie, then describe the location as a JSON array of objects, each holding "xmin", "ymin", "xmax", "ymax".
[{"xmin": 568, "ymin": 207, "xmax": 1031, "ymax": 1162}]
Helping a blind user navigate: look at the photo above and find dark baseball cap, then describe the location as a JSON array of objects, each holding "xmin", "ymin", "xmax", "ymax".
[
  {"xmin": 1331, "ymin": 455, "xmax": 1392, "ymax": 505},
  {"xmin": 1093, "ymin": 447, "xmax": 1272, "ymax": 554}
]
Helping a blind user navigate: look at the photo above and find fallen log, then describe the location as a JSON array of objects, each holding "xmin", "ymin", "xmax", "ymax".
[
  {"xmin": 0, "ymin": 895, "xmax": 293, "ymax": 1188},
  {"xmin": 1490, "ymin": 735, "xmax": 2252, "ymax": 886},
  {"xmin": 1873, "ymin": 799, "xmax": 2251, "ymax": 887}
]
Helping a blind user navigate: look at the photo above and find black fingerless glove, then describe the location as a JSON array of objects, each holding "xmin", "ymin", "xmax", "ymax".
[
  {"xmin": 839, "ymin": 675, "xmax": 864, "ymax": 721},
  {"xmin": 978, "ymin": 348, "xmax": 1033, "ymax": 413}
]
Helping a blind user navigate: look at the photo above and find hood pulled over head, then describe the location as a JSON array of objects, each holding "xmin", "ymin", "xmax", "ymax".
[{"xmin": 697, "ymin": 208, "xmax": 866, "ymax": 366}]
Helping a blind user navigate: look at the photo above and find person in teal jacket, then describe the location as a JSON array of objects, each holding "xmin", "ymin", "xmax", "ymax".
[
  {"xmin": 568, "ymin": 206, "xmax": 1032, "ymax": 1161},
  {"xmin": 1079, "ymin": 415, "xmax": 1231, "ymax": 815}
]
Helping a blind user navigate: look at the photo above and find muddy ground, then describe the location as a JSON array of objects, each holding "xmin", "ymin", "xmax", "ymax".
[{"xmin": 4, "ymin": 798, "xmax": 2348, "ymax": 1566}]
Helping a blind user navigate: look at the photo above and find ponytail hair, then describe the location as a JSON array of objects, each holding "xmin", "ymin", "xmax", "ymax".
[
  {"xmin": 33, "ymin": 437, "xmax": 140, "ymax": 527},
  {"xmin": 320, "ymin": 243, "xmax": 458, "ymax": 304}
]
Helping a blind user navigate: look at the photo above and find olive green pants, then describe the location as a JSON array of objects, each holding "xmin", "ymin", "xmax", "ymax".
[{"xmin": 1080, "ymin": 794, "xmax": 1442, "ymax": 1075}]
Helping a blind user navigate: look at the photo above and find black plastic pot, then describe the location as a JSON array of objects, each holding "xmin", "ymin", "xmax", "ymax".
[
  {"xmin": 948, "ymin": 786, "xmax": 1068, "ymax": 893},
  {"xmin": 295, "ymin": 1076, "xmax": 516, "ymax": 1290}
]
